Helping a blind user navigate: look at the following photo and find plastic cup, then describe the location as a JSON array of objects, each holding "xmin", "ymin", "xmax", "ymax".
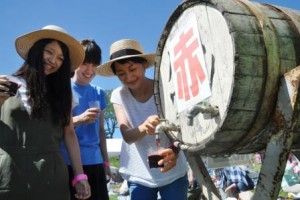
[
  {"xmin": 147, "ymin": 146, "xmax": 164, "ymax": 168},
  {"xmin": 148, "ymin": 154, "xmax": 164, "ymax": 168},
  {"xmin": 88, "ymin": 101, "xmax": 100, "ymax": 117},
  {"xmin": 3, "ymin": 76, "xmax": 19, "ymax": 96},
  {"xmin": 2, "ymin": 76, "xmax": 19, "ymax": 96},
  {"xmin": 6, "ymin": 81, "xmax": 18, "ymax": 96},
  {"xmin": 88, "ymin": 101, "xmax": 100, "ymax": 109}
]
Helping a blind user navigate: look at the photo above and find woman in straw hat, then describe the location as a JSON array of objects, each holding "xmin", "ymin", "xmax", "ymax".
[
  {"xmin": 97, "ymin": 39, "xmax": 188, "ymax": 200},
  {"xmin": 0, "ymin": 25, "xmax": 90, "ymax": 200}
]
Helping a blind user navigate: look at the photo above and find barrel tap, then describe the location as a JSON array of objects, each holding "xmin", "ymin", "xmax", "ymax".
[
  {"xmin": 155, "ymin": 119, "xmax": 181, "ymax": 149},
  {"xmin": 186, "ymin": 102, "xmax": 219, "ymax": 126}
]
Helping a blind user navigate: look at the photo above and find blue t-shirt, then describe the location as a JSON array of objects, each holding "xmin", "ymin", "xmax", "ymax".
[{"xmin": 60, "ymin": 82, "xmax": 107, "ymax": 165}]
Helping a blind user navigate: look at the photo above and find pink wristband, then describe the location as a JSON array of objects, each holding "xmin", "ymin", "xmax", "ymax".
[
  {"xmin": 104, "ymin": 161, "xmax": 110, "ymax": 167},
  {"xmin": 72, "ymin": 174, "xmax": 88, "ymax": 187}
]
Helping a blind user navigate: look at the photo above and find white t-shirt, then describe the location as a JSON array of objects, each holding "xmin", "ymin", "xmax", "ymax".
[{"xmin": 111, "ymin": 86, "xmax": 187, "ymax": 187}]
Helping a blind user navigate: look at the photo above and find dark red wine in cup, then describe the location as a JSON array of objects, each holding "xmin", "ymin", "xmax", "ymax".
[
  {"xmin": 148, "ymin": 154, "xmax": 164, "ymax": 168},
  {"xmin": 6, "ymin": 81, "xmax": 18, "ymax": 96}
]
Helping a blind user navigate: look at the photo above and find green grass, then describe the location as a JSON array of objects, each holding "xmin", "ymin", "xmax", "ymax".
[
  {"xmin": 109, "ymin": 194, "xmax": 118, "ymax": 200},
  {"xmin": 109, "ymin": 156, "xmax": 120, "ymax": 167}
]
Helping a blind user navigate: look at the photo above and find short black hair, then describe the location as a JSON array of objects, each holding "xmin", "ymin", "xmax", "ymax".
[
  {"xmin": 81, "ymin": 39, "xmax": 102, "ymax": 65},
  {"xmin": 111, "ymin": 57, "xmax": 147, "ymax": 74}
]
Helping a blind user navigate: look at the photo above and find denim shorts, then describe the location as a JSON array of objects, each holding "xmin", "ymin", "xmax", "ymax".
[{"xmin": 128, "ymin": 174, "xmax": 188, "ymax": 200}]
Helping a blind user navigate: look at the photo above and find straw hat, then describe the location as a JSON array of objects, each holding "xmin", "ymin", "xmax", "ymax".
[
  {"xmin": 15, "ymin": 25, "xmax": 84, "ymax": 71},
  {"xmin": 97, "ymin": 39, "xmax": 155, "ymax": 77}
]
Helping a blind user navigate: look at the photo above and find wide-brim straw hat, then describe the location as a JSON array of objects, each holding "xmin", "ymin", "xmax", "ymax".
[
  {"xmin": 97, "ymin": 39, "xmax": 155, "ymax": 77},
  {"xmin": 15, "ymin": 25, "xmax": 84, "ymax": 71}
]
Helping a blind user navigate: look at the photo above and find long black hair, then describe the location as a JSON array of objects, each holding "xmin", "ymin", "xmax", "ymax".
[{"xmin": 13, "ymin": 39, "xmax": 72, "ymax": 126}]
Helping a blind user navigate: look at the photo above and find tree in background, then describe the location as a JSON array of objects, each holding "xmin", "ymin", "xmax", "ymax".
[{"xmin": 104, "ymin": 90, "xmax": 118, "ymax": 138}]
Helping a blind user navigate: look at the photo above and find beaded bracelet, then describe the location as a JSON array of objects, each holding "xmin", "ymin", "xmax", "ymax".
[{"xmin": 71, "ymin": 174, "xmax": 88, "ymax": 187}]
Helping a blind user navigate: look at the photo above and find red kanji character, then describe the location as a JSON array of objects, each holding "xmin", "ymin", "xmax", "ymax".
[{"xmin": 172, "ymin": 27, "xmax": 206, "ymax": 101}]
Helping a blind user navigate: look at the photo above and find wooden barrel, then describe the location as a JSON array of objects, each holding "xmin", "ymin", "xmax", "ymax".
[{"xmin": 154, "ymin": 0, "xmax": 300, "ymax": 156}]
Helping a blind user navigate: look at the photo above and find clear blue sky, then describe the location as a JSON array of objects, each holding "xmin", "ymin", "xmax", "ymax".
[
  {"xmin": 1, "ymin": 0, "xmax": 299, "ymax": 138},
  {"xmin": 1, "ymin": 0, "xmax": 183, "ymax": 90}
]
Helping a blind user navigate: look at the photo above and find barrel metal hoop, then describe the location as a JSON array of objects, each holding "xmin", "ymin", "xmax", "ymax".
[
  {"xmin": 269, "ymin": 4, "xmax": 300, "ymax": 65},
  {"xmin": 270, "ymin": 5, "xmax": 300, "ymax": 35}
]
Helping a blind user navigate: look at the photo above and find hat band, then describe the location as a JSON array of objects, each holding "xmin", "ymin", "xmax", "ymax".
[{"xmin": 110, "ymin": 49, "xmax": 142, "ymax": 60}]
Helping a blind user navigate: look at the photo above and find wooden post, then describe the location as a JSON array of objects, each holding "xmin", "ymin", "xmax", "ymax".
[
  {"xmin": 253, "ymin": 66, "xmax": 300, "ymax": 199},
  {"xmin": 185, "ymin": 152, "xmax": 221, "ymax": 200}
]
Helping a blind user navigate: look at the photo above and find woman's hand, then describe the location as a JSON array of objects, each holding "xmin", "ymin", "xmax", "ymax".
[
  {"xmin": 105, "ymin": 164, "xmax": 112, "ymax": 183},
  {"xmin": 140, "ymin": 115, "xmax": 159, "ymax": 135},
  {"xmin": 158, "ymin": 148, "xmax": 177, "ymax": 173},
  {"xmin": 74, "ymin": 179, "xmax": 91, "ymax": 200},
  {"xmin": 73, "ymin": 108, "xmax": 100, "ymax": 126},
  {"xmin": 82, "ymin": 108, "xmax": 100, "ymax": 124},
  {"xmin": 0, "ymin": 76, "xmax": 11, "ymax": 105}
]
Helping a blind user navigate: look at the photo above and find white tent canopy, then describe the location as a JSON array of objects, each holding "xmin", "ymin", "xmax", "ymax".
[{"xmin": 107, "ymin": 138, "xmax": 122, "ymax": 157}]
